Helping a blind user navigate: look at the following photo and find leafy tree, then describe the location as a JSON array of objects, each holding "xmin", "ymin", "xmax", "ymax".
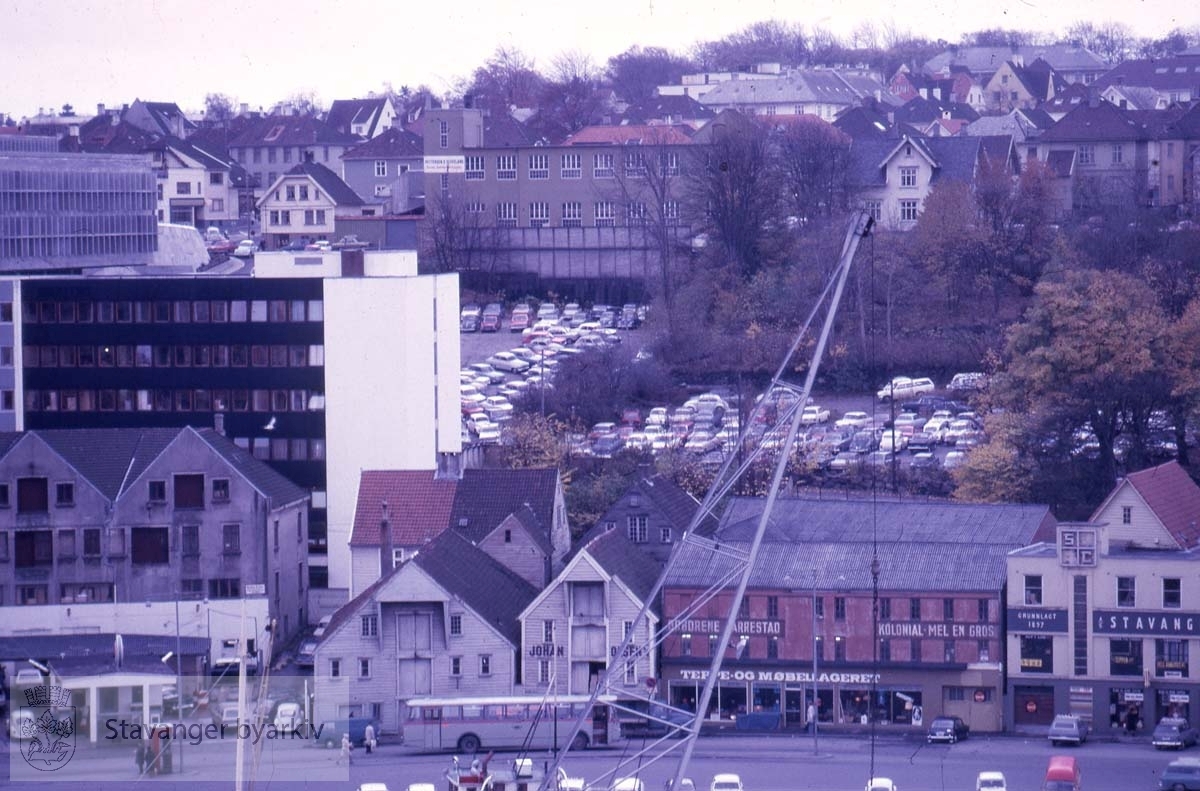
[
  {"xmin": 909, "ymin": 180, "xmax": 986, "ymax": 312},
  {"xmin": 60, "ymin": 103, "xmax": 74, "ymax": 116},
  {"xmin": 952, "ymin": 412, "xmax": 1037, "ymax": 502},
  {"xmin": 464, "ymin": 47, "xmax": 546, "ymax": 115},
  {"xmin": 205, "ymin": 93, "xmax": 236, "ymax": 125},
  {"xmin": 996, "ymin": 269, "xmax": 1171, "ymax": 488},
  {"xmin": 605, "ymin": 46, "xmax": 695, "ymax": 104},
  {"xmin": 500, "ymin": 413, "xmax": 568, "ymax": 468}
]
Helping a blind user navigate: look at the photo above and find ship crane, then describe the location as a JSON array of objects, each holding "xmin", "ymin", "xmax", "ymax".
[{"xmin": 539, "ymin": 210, "xmax": 874, "ymax": 791}]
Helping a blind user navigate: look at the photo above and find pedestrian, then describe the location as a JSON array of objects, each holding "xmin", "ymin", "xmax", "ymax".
[
  {"xmin": 337, "ymin": 732, "xmax": 351, "ymax": 766},
  {"xmin": 135, "ymin": 741, "xmax": 146, "ymax": 776},
  {"xmin": 1126, "ymin": 705, "xmax": 1139, "ymax": 736},
  {"xmin": 807, "ymin": 702, "xmax": 816, "ymax": 732},
  {"xmin": 364, "ymin": 722, "xmax": 376, "ymax": 754}
]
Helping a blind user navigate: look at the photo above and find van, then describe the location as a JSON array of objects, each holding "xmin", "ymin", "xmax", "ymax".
[
  {"xmin": 1160, "ymin": 757, "xmax": 1200, "ymax": 791},
  {"xmin": 313, "ymin": 717, "xmax": 376, "ymax": 748},
  {"xmin": 1042, "ymin": 755, "xmax": 1081, "ymax": 791}
]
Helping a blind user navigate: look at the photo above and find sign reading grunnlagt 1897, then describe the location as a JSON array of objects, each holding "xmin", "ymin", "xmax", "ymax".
[
  {"xmin": 1093, "ymin": 610, "xmax": 1200, "ymax": 636},
  {"xmin": 1007, "ymin": 608, "xmax": 1069, "ymax": 633}
]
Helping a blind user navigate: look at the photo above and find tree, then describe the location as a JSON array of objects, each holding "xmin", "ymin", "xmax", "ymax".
[
  {"xmin": 686, "ymin": 115, "xmax": 785, "ymax": 278},
  {"xmin": 909, "ymin": 180, "xmax": 986, "ymax": 312},
  {"xmin": 692, "ymin": 20, "xmax": 808, "ymax": 70},
  {"xmin": 952, "ymin": 412, "xmax": 1037, "ymax": 502},
  {"xmin": 773, "ymin": 116, "xmax": 852, "ymax": 222},
  {"xmin": 421, "ymin": 191, "xmax": 508, "ymax": 281},
  {"xmin": 537, "ymin": 51, "xmax": 604, "ymax": 132},
  {"xmin": 204, "ymin": 93, "xmax": 236, "ymax": 126},
  {"xmin": 464, "ymin": 47, "xmax": 546, "ymax": 115},
  {"xmin": 1067, "ymin": 21, "xmax": 1136, "ymax": 63},
  {"xmin": 997, "ymin": 269, "xmax": 1171, "ymax": 488},
  {"xmin": 500, "ymin": 413, "xmax": 568, "ymax": 468},
  {"xmin": 606, "ymin": 46, "xmax": 695, "ymax": 104}
]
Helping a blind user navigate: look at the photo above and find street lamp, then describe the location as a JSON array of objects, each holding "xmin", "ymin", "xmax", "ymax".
[{"xmin": 811, "ymin": 570, "xmax": 819, "ymax": 756}]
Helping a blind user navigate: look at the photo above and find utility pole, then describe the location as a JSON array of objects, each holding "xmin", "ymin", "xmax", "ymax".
[{"xmin": 811, "ymin": 572, "xmax": 819, "ymax": 756}]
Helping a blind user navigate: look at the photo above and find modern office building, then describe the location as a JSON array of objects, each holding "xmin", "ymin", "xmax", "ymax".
[{"xmin": 6, "ymin": 251, "xmax": 462, "ymax": 609}]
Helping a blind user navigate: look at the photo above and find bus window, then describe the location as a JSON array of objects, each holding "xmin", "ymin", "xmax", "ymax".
[
  {"xmin": 421, "ymin": 707, "xmax": 441, "ymax": 721},
  {"xmin": 442, "ymin": 706, "xmax": 462, "ymax": 720},
  {"xmin": 507, "ymin": 705, "xmax": 529, "ymax": 720}
]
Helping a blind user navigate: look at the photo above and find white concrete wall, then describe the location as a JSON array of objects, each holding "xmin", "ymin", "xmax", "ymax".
[
  {"xmin": 253, "ymin": 250, "xmax": 419, "ymax": 279},
  {"xmin": 323, "ymin": 274, "xmax": 460, "ymax": 595}
]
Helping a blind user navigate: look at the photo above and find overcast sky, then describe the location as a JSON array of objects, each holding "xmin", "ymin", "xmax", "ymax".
[{"xmin": 4, "ymin": 0, "xmax": 1193, "ymax": 119}]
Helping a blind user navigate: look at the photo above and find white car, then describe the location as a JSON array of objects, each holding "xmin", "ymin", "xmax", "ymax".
[
  {"xmin": 466, "ymin": 362, "xmax": 506, "ymax": 384},
  {"xmin": 835, "ymin": 411, "xmax": 872, "ymax": 429},
  {"xmin": 483, "ymin": 396, "xmax": 514, "ymax": 420},
  {"xmin": 467, "ymin": 414, "xmax": 497, "ymax": 435},
  {"xmin": 876, "ymin": 376, "xmax": 935, "ymax": 402},
  {"xmin": 866, "ymin": 779, "xmax": 897, "ymax": 791},
  {"xmin": 800, "ymin": 405, "xmax": 830, "ymax": 425},
  {"xmin": 232, "ymin": 240, "xmax": 257, "ymax": 257},
  {"xmin": 487, "ymin": 351, "xmax": 531, "ymax": 374},
  {"xmin": 646, "ymin": 407, "xmax": 669, "ymax": 426},
  {"xmin": 274, "ymin": 702, "xmax": 304, "ymax": 733},
  {"xmin": 879, "ymin": 430, "xmax": 908, "ymax": 453},
  {"xmin": 476, "ymin": 422, "xmax": 502, "ymax": 444},
  {"xmin": 710, "ymin": 775, "xmax": 743, "ymax": 791},
  {"xmin": 975, "ymin": 772, "xmax": 1007, "ymax": 791}
]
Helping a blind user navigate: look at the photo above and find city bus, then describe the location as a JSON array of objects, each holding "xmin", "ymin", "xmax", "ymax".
[{"xmin": 401, "ymin": 694, "xmax": 621, "ymax": 754}]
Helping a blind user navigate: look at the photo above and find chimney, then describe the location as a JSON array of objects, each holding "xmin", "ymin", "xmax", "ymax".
[
  {"xmin": 240, "ymin": 103, "xmax": 249, "ymax": 116},
  {"xmin": 97, "ymin": 103, "xmax": 106, "ymax": 115},
  {"xmin": 213, "ymin": 412, "xmax": 226, "ymax": 436},
  {"xmin": 379, "ymin": 501, "xmax": 394, "ymax": 578}
]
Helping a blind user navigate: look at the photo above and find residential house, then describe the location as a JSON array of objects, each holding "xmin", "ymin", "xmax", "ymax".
[
  {"xmin": 0, "ymin": 426, "xmax": 310, "ymax": 643},
  {"xmin": 1042, "ymin": 82, "xmax": 1092, "ymax": 121},
  {"xmin": 223, "ymin": 115, "xmax": 361, "ymax": 197},
  {"xmin": 661, "ymin": 497, "xmax": 1055, "ymax": 733},
  {"xmin": 312, "ymin": 528, "xmax": 537, "ymax": 732},
  {"xmin": 891, "ymin": 96, "xmax": 979, "ymax": 135},
  {"xmin": 982, "ymin": 59, "xmax": 1064, "ymax": 113},
  {"xmin": 922, "ymin": 45, "xmax": 1107, "ymax": 87},
  {"xmin": 966, "ymin": 109, "xmax": 1054, "ymax": 168},
  {"xmin": 519, "ymin": 528, "xmax": 661, "ymax": 695},
  {"xmin": 698, "ymin": 69, "xmax": 886, "ymax": 122},
  {"xmin": 888, "ymin": 66, "xmax": 984, "ymax": 110},
  {"xmin": 340, "ymin": 127, "xmax": 425, "ymax": 213},
  {"xmin": 1006, "ymin": 461, "xmax": 1200, "ymax": 731},
  {"xmin": 580, "ymin": 474, "xmax": 710, "ymax": 565},
  {"xmin": 326, "ymin": 97, "xmax": 397, "ymax": 139},
  {"xmin": 656, "ymin": 66, "xmax": 784, "ymax": 102},
  {"xmin": 620, "ymin": 95, "xmax": 716, "ymax": 129},
  {"xmin": 847, "ymin": 134, "xmax": 1016, "ymax": 230},
  {"xmin": 1093, "ymin": 54, "xmax": 1200, "ymax": 108},
  {"xmin": 1035, "ymin": 101, "xmax": 1152, "ymax": 213},
  {"xmin": 348, "ymin": 466, "xmax": 569, "ymax": 597},
  {"xmin": 122, "ymin": 100, "xmax": 196, "ymax": 140},
  {"xmin": 256, "ymin": 162, "xmax": 368, "ymax": 249}
]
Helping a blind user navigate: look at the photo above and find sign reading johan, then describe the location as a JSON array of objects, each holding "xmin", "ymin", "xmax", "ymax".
[{"xmin": 1093, "ymin": 610, "xmax": 1200, "ymax": 637}]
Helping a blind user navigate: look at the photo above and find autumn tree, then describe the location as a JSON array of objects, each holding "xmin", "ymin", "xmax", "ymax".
[
  {"xmin": 909, "ymin": 180, "xmax": 986, "ymax": 312},
  {"xmin": 500, "ymin": 413, "xmax": 569, "ymax": 469},
  {"xmin": 773, "ymin": 116, "xmax": 852, "ymax": 222},
  {"xmin": 995, "ymin": 269, "xmax": 1172, "ymax": 489}
]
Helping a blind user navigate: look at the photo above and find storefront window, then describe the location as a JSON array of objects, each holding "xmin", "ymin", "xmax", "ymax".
[
  {"xmin": 751, "ymin": 682, "xmax": 781, "ymax": 712},
  {"xmin": 1110, "ymin": 638, "xmax": 1143, "ymax": 676},
  {"xmin": 1158, "ymin": 689, "xmax": 1191, "ymax": 722},
  {"xmin": 1156, "ymin": 638, "xmax": 1189, "ymax": 678},
  {"xmin": 1110, "ymin": 688, "xmax": 1145, "ymax": 729},
  {"xmin": 1020, "ymin": 635, "xmax": 1053, "ymax": 673}
]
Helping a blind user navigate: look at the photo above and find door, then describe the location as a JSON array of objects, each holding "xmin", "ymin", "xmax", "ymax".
[
  {"xmin": 398, "ymin": 659, "xmax": 432, "ymax": 696},
  {"xmin": 397, "ymin": 613, "xmax": 433, "ymax": 651},
  {"xmin": 1014, "ymin": 685, "xmax": 1055, "ymax": 725}
]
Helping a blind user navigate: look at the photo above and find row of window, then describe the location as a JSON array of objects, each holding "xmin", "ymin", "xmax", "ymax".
[
  {"xmin": 862, "ymin": 199, "xmax": 920, "ymax": 223},
  {"xmin": 1019, "ymin": 634, "xmax": 1190, "ymax": 676},
  {"xmin": 236, "ymin": 435, "xmax": 327, "ymax": 462},
  {"xmin": 266, "ymin": 209, "xmax": 327, "ymax": 227},
  {"xmin": 21, "ymin": 298, "xmax": 324, "ymax": 324},
  {"xmin": 478, "ymin": 201, "xmax": 680, "ymax": 229},
  {"xmin": 0, "ymin": 523, "xmax": 244, "ymax": 568},
  {"xmin": 0, "ymin": 473, "xmax": 231, "ymax": 515},
  {"xmin": 1025, "ymin": 573, "xmax": 1184, "ymax": 608},
  {"xmin": 1076, "ymin": 143, "xmax": 1126, "ymax": 167},
  {"xmin": 25, "ymin": 388, "xmax": 326, "ymax": 415},
  {"xmin": 23, "ymin": 343, "xmax": 325, "ymax": 369},
  {"xmin": 270, "ymin": 184, "xmax": 322, "ymax": 202},
  {"xmin": 722, "ymin": 594, "xmax": 992, "ymax": 623},
  {"xmin": 462, "ymin": 152, "xmax": 680, "ymax": 182},
  {"xmin": 676, "ymin": 632, "xmax": 990, "ymax": 663}
]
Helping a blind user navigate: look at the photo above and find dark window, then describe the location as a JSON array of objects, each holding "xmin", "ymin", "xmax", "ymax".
[
  {"xmin": 880, "ymin": 639, "xmax": 891, "ymax": 661},
  {"xmin": 362, "ymin": 615, "xmax": 378, "ymax": 637},
  {"xmin": 212, "ymin": 479, "xmax": 230, "ymax": 502},
  {"xmin": 0, "ymin": 483, "xmax": 9, "ymax": 507},
  {"xmin": 208, "ymin": 578, "xmax": 240, "ymax": 599},
  {"xmin": 14, "ymin": 530, "xmax": 52, "ymax": 567},
  {"xmin": 680, "ymin": 634, "xmax": 692, "ymax": 656},
  {"xmin": 17, "ymin": 477, "xmax": 48, "ymax": 513},
  {"xmin": 910, "ymin": 598, "xmax": 921, "ymax": 621},
  {"xmin": 83, "ymin": 528, "xmax": 101, "ymax": 556},
  {"xmin": 835, "ymin": 638, "xmax": 846, "ymax": 661},
  {"xmin": 131, "ymin": 527, "xmax": 169, "ymax": 564},
  {"xmin": 943, "ymin": 598, "xmax": 954, "ymax": 620},
  {"xmin": 834, "ymin": 597, "xmax": 846, "ymax": 620},
  {"xmin": 767, "ymin": 596, "xmax": 779, "ymax": 619},
  {"xmin": 1110, "ymin": 638, "xmax": 1143, "ymax": 676},
  {"xmin": 767, "ymin": 637, "xmax": 778, "ymax": 659},
  {"xmin": 1020, "ymin": 635, "xmax": 1053, "ymax": 673},
  {"xmin": 173, "ymin": 474, "xmax": 204, "ymax": 508},
  {"xmin": 944, "ymin": 640, "xmax": 956, "ymax": 662},
  {"xmin": 1164, "ymin": 578, "xmax": 1182, "ymax": 609},
  {"xmin": 1117, "ymin": 577, "xmax": 1136, "ymax": 607},
  {"xmin": 1024, "ymin": 575, "xmax": 1043, "ymax": 605},
  {"xmin": 148, "ymin": 480, "xmax": 166, "ymax": 502},
  {"xmin": 910, "ymin": 638, "xmax": 921, "ymax": 661},
  {"xmin": 880, "ymin": 598, "xmax": 891, "ymax": 620},
  {"xmin": 814, "ymin": 596, "xmax": 824, "ymax": 619},
  {"xmin": 978, "ymin": 599, "xmax": 989, "ymax": 622},
  {"xmin": 223, "ymin": 523, "xmax": 240, "ymax": 554},
  {"xmin": 182, "ymin": 524, "xmax": 200, "ymax": 556},
  {"xmin": 56, "ymin": 482, "xmax": 74, "ymax": 506}
]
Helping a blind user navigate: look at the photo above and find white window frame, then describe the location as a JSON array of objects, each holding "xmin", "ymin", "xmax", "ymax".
[
  {"xmin": 529, "ymin": 202, "xmax": 550, "ymax": 228},
  {"xmin": 561, "ymin": 153, "xmax": 581, "ymax": 179},
  {"xmin": 627, "ymin": 515, "xmax": 648, "ymax": 543},
  {"xmin": 529, "ymin": 153, "xmax": 549, "ymax": 180},
  {"xmin": 449, "ymin": 614, "xmax": 463, "ymax": 636},
  {"xmin": 374, "ymin": 160, "xmax": 387, "ymax": 177},
  {"xmin": 497, "ymin": 202, "xmax": 518, "ymax": 228},
  {"xmin": 465, "ymin": 155, "xmax": 485, "ymax": 181},
  {"xmin": 899, "ymin": 199, "xmax": 919, "ymax": 222},
  {"xmin": 496, "ymin": 154, "xmax": 517, "ymax": 180},
  {"xmin": 899, "ymin": 167, "xmax": 918, "ymax": 188},
  {"xmin": 593, "ymin": 153, "xmax": 614, "ymax": 179},
  {"xmin": 595, "ymin": 201, "xmax": 615, "ymax": 227},
  {"xmin": 562, "ymin": 202, "xmax": 582, "ymax": 227}
]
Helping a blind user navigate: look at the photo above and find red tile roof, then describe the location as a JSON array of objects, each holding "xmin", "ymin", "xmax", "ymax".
[
  {"xmin": 1110, "ymin": 461, "xmax": 1200, "ymax": 548},
  {"xmin": 349, "ymin": 470, "xmax": 458, "ymax": 547}
]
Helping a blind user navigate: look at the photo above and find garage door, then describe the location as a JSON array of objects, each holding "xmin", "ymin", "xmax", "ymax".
[{"xmin": 1014, "ymin": 686, "xmax": 1055, "ymax": 725}]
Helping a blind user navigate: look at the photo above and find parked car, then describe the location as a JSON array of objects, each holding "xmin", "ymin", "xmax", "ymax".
[
  {"xmin": 482, "ymin": 396, "xmax": 514, "ymax": 420},
  {"xmin": 927, "ymin": 715, "xmax": 969, "ymax": 744},
  {"xmin": 480, "ymin": 312, "xmax": 502, "ymax": 332},
  {"xmin": 212, "ymin": 702, "xmax": 242, "ymax": 730},
  {"xmin": 835, "ymin": 411, "xmax": 872, "ymax": 430},
  {"xmin": 1044, "ymin": 755, "xmax": 1081, "ymax": 791},
  {"xmin": 313, "ymin": 717, "xmax": 378, "ymax": 749},
  {"xmin": 1047, "ymin": 714, "xmax": 1089, "ymax": 746},
  {"xmin": 849, "ymin": 430, "xmax": 879, "ymax": 454},
  {"xmin": 975, "ymin": 771, "xmax": 1006, "ymax": 791},
  {"xmin": 466, "ymin": 362, "xmax": 506, "ymax": 384},
  {"xmin": 591, "ymin": 435, "xmax": 625, "ymax": 459},
  {"xmin": 877, "ymin": 376, "xmax": 935, "ymax": 402},
  {"xmin": 907, "ymin": 432, "xmax": 937, "ymax": 453},
  {"xmin": 710, "ymin": 775, "xmax": 743, "ymax": 791},
  {"xmin": 232, "ymin": 240, "xmax": 257, "ymax": 257},
  {"xmin": 312, "ymin": 615, "xmax": 332, "ymax": 638},
  {"xmin": 1159, "ymin": 757, "xmax": 1200, "ymax": 791},
  {"xmin": 274, "ymin": 702, "xmax": 305, "ymax": 733},
  {"xmin": 800, "ymin": 405, "xmax": 830, "ymax": 425},
  {"xmin": 294, "ymin": 640, "xmax": 317, "ymax": 668},
  {"xmin": 333, "ymin": 234, "xmax": 369, "ymax": 250},
  {"xmin": 508, "ymin": 308, "xmax": 532, "ymax": 332},
  {"xmin": 1154, "ymin": 717, "xmax": 1200, "ymax": 750},
  {"xmin": 865, "ymin": 779, "xmax": 897, "ymax": 791},
  {"xmin": 487, "ymin": 351, "xmax": 531, "ymax": 374},
  {"xmin": 948, "ymin": 372, "xmax": 989, "ymax": 392},
  {"xmin": 304, "ymin": 240, "xmax": 332, "ymax": 252}
]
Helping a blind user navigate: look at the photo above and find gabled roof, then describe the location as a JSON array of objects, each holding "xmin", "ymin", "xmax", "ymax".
[
  {"xmin": 448, "ymin": 468, "xmax": 559, "ymax": 545},
  {"xmin": 965, "ymin": 110, "xmax": 1043, "ymax": 142},
  {"xmin": 349, "ymin": 470, "xmax": 458, "ymax": 547},
  {"xmin": 1094, "ymin": 461, "xmax": 1200, "ymax": 548},
  {"xmin": 621, "ymin": 95, "xmax": 715, "ymax": 124},
  {"xmin": 698, "ymin": 69, "xmax": 878, "ymax": 108},
  {"xmin": 846, "ymin": 134, "xmax": 987, "ymax": 189},
  {"xmin": 579, "ymin": 528, "xmax": 663, "ymax": 608},
  {"xmin": 502, "ymin": 504, "xmax": 554, "ymax": 556},
  {"xmin": 341, "ymin": 127, "xmax": 424, "ymax": 160},
  {"xmin": 564, "ymin": 124, "xmax": 693, "ymax": 146},
  {"xmin": 832, "ymin": 105, "xmax": 893, "ymax": 140},
  {"xmin": 1042, "ymin": 82, "xmax": 1092, "ymax": 115},
  {"xmin": 227, "ymin": 114, "xmax": 360, "ymax": 148},
  {"xmin": 132, "ymin": 101, "xmax": 196, "ymax": 137},
  {"xmin": 1038, "ymin": 101, "xmax": 1149, "ymax": 143},
  {"xmin": 892, "ymin": 96, "xmax": 980, "ymax": 125},
  {"xmin": 922, "ymin": 45, "xmax": 1106, "ymax": 77},
  {"xmin": 277, "ymin": 161, "xmax": 364, "ymax": 206},
  {"xmin": 326, "ymin": 97, "xmax": 390, "ymax": 138},
  {"xmin": 413, "ymin": 530, "xmax": 537, "ymax": 646},
  {"xmin": 481, "ymin": 115, "xmax": 541, "ymax": 148},
  {"xmin": 1094, "ymin": 54, "xmax": 1200, "ymax": 91},
  {"xmin": 78, "ymin": 119, "xmax": 160, "ymax": 154},
  {"xmin": 194, "ymin": 428, "xmax": 309, "ymax": 507}
]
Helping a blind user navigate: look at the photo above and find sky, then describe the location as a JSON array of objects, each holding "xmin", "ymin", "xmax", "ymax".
[{"xmin": 3, "ymin": 0, "xmax": 1195, "ymax": 119}]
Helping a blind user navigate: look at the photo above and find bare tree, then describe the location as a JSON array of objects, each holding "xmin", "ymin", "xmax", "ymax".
[
  {"xmin": 773, "ymin": 116, "xmax": 852, "ymax": 221},
  {"xmin": 465, "ymin": 46, "xmax": 546, "ymax": 114},
  {"xmin": 421, "ymin": 191, "xmax": 508, "ymax": 282},
  {"xmin": 606, "ymin": 46, "xmax": 696, "ymax": 104}
]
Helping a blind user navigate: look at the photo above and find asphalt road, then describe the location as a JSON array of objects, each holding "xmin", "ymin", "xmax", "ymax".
[{"xmin": 4, "ymin": 730, "xmax": 1175, "ymax": 791}]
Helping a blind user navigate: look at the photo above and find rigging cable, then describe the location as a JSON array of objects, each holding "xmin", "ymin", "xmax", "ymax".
[{"xmin": 868, "ymin": 224, "xmax": 880, "ymax": 782}]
